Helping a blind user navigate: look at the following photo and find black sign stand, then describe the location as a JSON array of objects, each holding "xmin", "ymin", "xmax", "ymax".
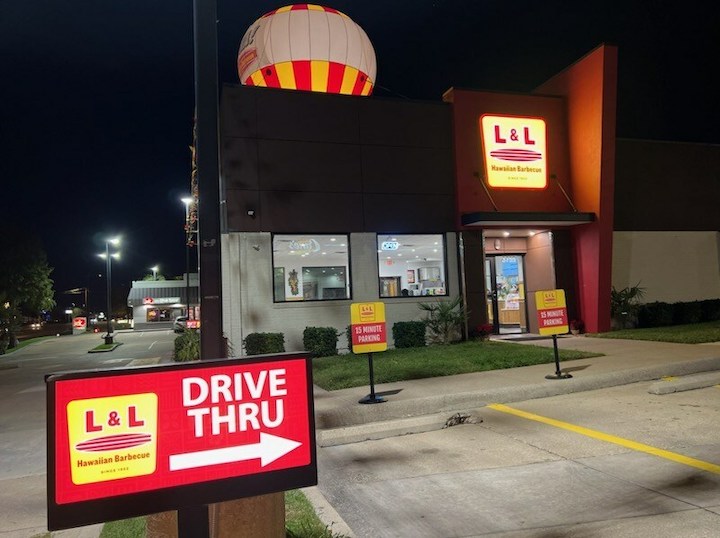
[
  {"xmin": 359, "ymin": 353, "xmax": 385, "ymax": 404},
  {"xmin": 178, "ymin": 505, "xmax": 209, "ymax": 538},
  {"xmin": 545, "ymin": 335, "xmax": 572, "ymax": 379}
]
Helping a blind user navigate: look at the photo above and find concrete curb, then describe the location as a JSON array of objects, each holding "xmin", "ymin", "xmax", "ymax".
[
  {"xmin": 316, "ymin": 356, "xmax": 720, "ymax": 445},
  {"xmin": 301, "ymin": 486, "xmax": 356, "ymax": 537},
  {"xmin": 318, "ymin": 411, "xmax": 453, "ymax": 447},
  {"xmin": 648, "ymin": 371, "xmax": 720, "ymax": 394}
]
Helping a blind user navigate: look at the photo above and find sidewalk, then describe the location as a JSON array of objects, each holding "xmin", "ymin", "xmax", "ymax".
[{"xmin": 313, "ymin": 335, "xmax": 720, "ymax": 446}]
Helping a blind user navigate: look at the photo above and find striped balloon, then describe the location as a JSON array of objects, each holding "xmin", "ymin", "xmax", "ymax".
[{"xmin": 238, "ymin": 4, "xmax": 376, "ymax": 96}]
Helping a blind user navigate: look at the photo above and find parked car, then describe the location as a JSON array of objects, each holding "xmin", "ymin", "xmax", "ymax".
[{"xmin": 173, "ymin": 316, "xmax": 188, "ymax": 333}]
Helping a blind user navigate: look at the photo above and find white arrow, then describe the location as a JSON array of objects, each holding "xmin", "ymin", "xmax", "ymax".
[{"xmin": 168, "ymin": 433, "xmax": 302, "ymax": 471}]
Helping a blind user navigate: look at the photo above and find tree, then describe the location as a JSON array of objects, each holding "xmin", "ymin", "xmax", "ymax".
[{"xmin": 0, "ymin": 228, "xmax": 55, "ymax": 348}]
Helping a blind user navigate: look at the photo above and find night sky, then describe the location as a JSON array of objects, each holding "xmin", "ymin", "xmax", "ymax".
[{"xmin": 2, "ymin": 1, "xmax": 718, "ymax": 312}]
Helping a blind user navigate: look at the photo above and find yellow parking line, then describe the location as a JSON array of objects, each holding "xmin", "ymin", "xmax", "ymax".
[{"xmin": 488, "ymin": 403, "xmax": 720, "ymax": 475}]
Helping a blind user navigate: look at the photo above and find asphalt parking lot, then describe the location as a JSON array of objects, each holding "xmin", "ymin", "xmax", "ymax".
[{"xmin": 317, "ymin": 381, "xmax": 720, "ymax": 537}]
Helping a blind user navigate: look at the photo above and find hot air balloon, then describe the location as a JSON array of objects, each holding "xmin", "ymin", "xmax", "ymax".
[{"xmin": 237, "ymin": 4, "xmax": 377, "ymax": 96}]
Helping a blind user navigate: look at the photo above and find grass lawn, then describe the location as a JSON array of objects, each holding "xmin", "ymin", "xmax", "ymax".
[
  {"xmin": 96, "ymin": 491, "xmax": 342, "ymax": 538},
  {"xmin": 591, "ymin": 320, "xmax": 720, "ymax": 344},
  {"xmin": 312, "ymin": 339, "xmax": 600, "ymax": 391},
  {"xmin": 1, "ymin": 336, "xmax": 54, "ymax": 355}
]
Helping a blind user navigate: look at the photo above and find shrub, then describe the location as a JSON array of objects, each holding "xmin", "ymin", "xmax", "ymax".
[
  {"xmin": 0, "ymin": 338, "xmax": 8, "ymax": 355},
  {"xmin": 700, "ymin": 299, "xmax": 720, "ymax": 322},
  {"xmin": 392, "ymin": 321, "xmax": 426, "ymax": 348},
  {"xmin": 345, "ymin": 325, "xmax": 352, "ymax": 350},
  {"xmin": 419, "ymin": 296, "xmax": 465, "ymax": 344},
  {"xmin": 243, "ymin": 332, "xmax": 285, "ymax": 355},
  {"xmin": 611, "ymin": 283, "xmax": 645, "ymax": 329},
  {"xmin": 468, "ymin": 323, "xmax": 494, "ymax": 340},
  {"xmin": 672, "ymin": 301, "xmax": 702, "ymax": 325},
  {"xmin": 637, "ymin": 302, "xmax": 673, "ymax": 328},
  {"xmin": 303, "ymin": 327, "xmax": 339, "ymax": 357},
  {"xmin": 174, "ymin": 330, "xmax": 200, "ymax": 362}
]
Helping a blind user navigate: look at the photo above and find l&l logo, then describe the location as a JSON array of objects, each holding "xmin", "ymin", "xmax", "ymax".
[{"xmin": 67, "ymin": 393, "xmax": 158, "ymax": 485}]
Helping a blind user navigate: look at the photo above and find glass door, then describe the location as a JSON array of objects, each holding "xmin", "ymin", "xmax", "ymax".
[
  {"xmin": 485, "ymin": 258, "xmax": 499, "ymax": 333},
  {"xmin": 486, "ymin": 255, "xmax": 528, "ymax": 334}
]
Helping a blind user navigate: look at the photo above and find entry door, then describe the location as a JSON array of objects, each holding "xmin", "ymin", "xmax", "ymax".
[{"xmin": 485, "ymin": 255, "xmax": 528, "ymax": 334}]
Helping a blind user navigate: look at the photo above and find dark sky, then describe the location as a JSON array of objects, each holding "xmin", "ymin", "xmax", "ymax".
[{"xmin": 2, "ymin": 1, "xmax": 718, "ymax": 311}]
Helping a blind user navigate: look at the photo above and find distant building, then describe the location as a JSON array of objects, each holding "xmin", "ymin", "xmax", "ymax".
[{"xmin": 127, "ymin": 274, "xmax": 199, "ymax": 330}]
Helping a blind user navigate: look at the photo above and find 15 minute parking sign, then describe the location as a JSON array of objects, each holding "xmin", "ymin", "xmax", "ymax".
[{"xmin": 46, "ymin": 353, "xmax": 317, "ymax": 531}]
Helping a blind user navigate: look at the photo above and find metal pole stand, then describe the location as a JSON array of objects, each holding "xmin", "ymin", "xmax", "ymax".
[
  {"xmin": 359, "ymin": 353, "xmax": 386, "ymax": 404},
  {"xmin": 178, "ymin": 505, "xmax": 209, "ymax": 538},
  {"xmin": 545, "ymin": 334, "xmax": 572, "ymax": 380}
]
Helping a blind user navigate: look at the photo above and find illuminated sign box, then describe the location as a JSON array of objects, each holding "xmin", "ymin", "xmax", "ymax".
[
  {"xmin": 480, "ymin": 114, "xmax": 548, "ymax": 189},
  {"xmin": 47, "ymin": 354, "xmax": 316, "ymax": 530}
]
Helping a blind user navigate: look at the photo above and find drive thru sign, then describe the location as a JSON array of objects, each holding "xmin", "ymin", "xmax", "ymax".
[{"xmin": 47, "ymin": 353, "xmax": 316, "ymax": 530}]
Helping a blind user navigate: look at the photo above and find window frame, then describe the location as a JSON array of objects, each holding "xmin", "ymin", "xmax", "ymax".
[
  {"xmin": 271, "ymin": 233, "xmax": 352, "ymax": 303},
  {"xmin": 376, "ymin": 233, "xmax": 449, "ymax": 299}
]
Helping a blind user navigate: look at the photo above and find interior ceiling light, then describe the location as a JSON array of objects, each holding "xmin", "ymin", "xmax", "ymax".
[{"xmin": 503, "ymin": 231, "xmax": 510, "ymax": 237}]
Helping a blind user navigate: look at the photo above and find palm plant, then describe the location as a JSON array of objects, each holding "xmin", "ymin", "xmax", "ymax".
[
  {"xmin": 610, "ymin": 283, "xmax": 645, "ymax": 329},
  {"xmin": 418, "ymin": 296, "xmax": 466, "ymax": 344}
]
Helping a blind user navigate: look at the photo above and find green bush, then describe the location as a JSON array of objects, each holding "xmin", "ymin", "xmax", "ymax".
[
  {"xmin": 419, "ymin": 296, "xmax": 465, "ymax": 344},
  {"xmin": 243, "ymin": 332, "xmax": 285, "ymax": 355},
  {"xmin": 303, "ymin": 327, "xmax": 339, "ymax": 357},
  {"xmin": 700, "ymin": 299, "xmax": 720, "ymax": 322},
  {"xmin": 174, "ymin": 330, "xmax": 200, "ymax": 362},
  {"xmin": 637, "ymin": 302, "xmax": 673, "ymax": 328},
  {"xmin": 392, "ymin": 321, "xmax": 426, "ymax": 348},
  {"xmin": 0, "ymin": 338, "xmax": 8, "ymax": 355},
  {"xmin": 672, "ymin": 301, "xmax": 702, "ymax": 325},
  {"xmin": 611, "ymin": 283, "xmax": 645, "ymax": 329}
]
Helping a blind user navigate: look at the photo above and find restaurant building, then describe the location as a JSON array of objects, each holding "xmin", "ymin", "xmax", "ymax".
[{"xmin": 215, "ymin": 11, "xmax": 720, "ymax": 353}]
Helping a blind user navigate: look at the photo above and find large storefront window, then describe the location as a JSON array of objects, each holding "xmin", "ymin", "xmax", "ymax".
[
  {"xmin": 272, "ymin": 234, "xmax": 350, "ymax": 302},
  {"xmin": 377, "ymin": 234, "xmax": 447, "ymax": 297}
]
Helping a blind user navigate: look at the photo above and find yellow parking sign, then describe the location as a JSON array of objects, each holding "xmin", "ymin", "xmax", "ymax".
[
  {"xmin": 350, "ymin": 302, "xmax": 387, "ymax": 353},
  {"xmin": 535, "ymin": 289, "xmax": 569, "ymax": 336}
]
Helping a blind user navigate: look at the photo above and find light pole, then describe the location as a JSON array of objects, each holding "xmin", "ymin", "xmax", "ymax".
[
  {"xmin": 150, "ymin": 265, "xmax": 159, "ymax": 281},
  {"xmin": 99, "ymin": 237, "xmax": 120, "ymax": 344},
  {"xmin": 181, "ymin": 197, "xmax": 195, "ymax": 319}
]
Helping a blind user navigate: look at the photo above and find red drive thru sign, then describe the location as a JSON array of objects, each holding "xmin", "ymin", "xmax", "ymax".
[{"xmin": 47, "ymin": 353, "xmax": 316, "ymax": 530}]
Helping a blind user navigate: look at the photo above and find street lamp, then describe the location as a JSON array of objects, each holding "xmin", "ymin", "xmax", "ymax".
[
  {"xmin": 98, "ymin": 237, "xmax": 120, "ymax": 344},
  {"xmin": 181, "ymin": 197, "xmax": 195, "ymax": 319},
  {"xmin": 150, "ymin": 265, "xmax": 159, "ymax": 281}
]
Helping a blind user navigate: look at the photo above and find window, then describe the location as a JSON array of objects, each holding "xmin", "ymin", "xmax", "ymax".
[
  {"xmin": 377, "ymin": 234, "xmax": 447, "ymax": 298},
  {"xmin": 272, "ymin": 234, "xmax": 350, "ymax": 302}
]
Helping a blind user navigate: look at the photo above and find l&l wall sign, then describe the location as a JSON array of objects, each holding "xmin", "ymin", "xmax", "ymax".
[
  {"xmin": 47, "ymin": 353, "xmax": 316, "ymax": 530},
  {"xmin": 480, "ymin": 114, "xmax": 548, "ymax": 189}
]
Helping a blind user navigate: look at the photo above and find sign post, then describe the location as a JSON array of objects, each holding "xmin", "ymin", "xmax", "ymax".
[
  {"xmin": 46, "ymin": 353, "xmax": 317, "ymax": 532},
  {"xmin": 350, "ymin": 302, "xmax": 388, "ymax": 404},
  {"xmin": 535, "ymin": 289, "xmax": 572, "ymax": 380}
]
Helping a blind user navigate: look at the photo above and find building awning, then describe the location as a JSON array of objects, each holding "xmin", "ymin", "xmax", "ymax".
[{"xmin": 461, "ymin": 211, "xmax": 595, "ymax": 227}]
